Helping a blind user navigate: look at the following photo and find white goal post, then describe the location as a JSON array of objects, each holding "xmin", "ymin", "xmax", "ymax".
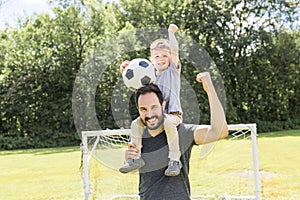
[{"xmin": 81, "ymin": 123, "xmax": 261, "ymax": 200}]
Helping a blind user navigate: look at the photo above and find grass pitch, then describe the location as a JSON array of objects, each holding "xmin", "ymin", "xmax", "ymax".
[{"xmin": 0, "ymin": 129, "xmax": 299, "ymax": 200}]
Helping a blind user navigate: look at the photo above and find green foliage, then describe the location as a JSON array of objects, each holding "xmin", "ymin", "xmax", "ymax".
[
  {"xmin": 0, "ymin": 1, "xmax": 116, "ymax": 149},
  {"xmin": 179, "ymin": 0, "xmax": 300, "ymax": 130},
  {"xmin": 0, "ymin": 0, "xmax": 299, "ymax": 149}
]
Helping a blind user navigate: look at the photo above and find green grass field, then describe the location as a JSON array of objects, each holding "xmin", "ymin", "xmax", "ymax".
[{"xmin": 0, "ymin": 129, "xmax": 299, "ymax": 200}]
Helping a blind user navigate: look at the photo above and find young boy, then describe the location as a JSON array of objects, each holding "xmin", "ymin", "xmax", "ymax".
[{"xmin": 119, "ymin": 24, "xmax": 183, "ymax": 176}]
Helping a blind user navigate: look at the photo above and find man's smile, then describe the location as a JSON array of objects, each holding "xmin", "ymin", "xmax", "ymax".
[{"xmin": 145, "ymin": 116, "xmax": 158, "ymax": 125}]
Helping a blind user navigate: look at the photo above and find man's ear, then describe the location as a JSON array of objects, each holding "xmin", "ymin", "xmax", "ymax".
[{"xmin": 162, "ymin": 101, "xmax": 166, "ymax": 110}]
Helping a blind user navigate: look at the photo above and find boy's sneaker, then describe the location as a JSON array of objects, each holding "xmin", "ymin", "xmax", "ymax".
[
  {"xmin": 164, "ymin": 160, "xmax": 182, "ymax": 176},
  {"xmin": 119, "ymin": 158, "xmax": 145, "ymax": 173}
]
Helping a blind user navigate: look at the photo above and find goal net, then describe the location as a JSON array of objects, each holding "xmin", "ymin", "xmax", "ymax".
[{"xmin": 81, "ymin": 124, "xmax": 261, "ymax": 200}]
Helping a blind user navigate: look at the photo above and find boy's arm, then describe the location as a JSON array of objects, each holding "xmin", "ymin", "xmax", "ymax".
[
  {"xmin": 119, "ymin": 60, "xmax": 130, "ymax": 73},
  {"xmin": 168, "ymin": 24, "xmax": 180, "ymax": 68},
  {"xmin": 193, "ymin": 72, "xmax": 228, "ymax": 145}
]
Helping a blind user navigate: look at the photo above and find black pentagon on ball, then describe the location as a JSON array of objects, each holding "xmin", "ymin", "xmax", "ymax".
[
  {"xmin": 140, "ymin": 75, "xmax": 151, "ymax": 85},
  {"xmin": 125, "ymin": 69, "xmax": 134, "ymax": 80},
  {"xmin": 139, "ymin": 61, "xmax": 149, "ymax": 68}
]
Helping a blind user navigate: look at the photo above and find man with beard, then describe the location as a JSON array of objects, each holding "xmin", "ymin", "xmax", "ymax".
[{"xmin": 125, "ymin": 72, "xmax": 228, "ymax": 200}]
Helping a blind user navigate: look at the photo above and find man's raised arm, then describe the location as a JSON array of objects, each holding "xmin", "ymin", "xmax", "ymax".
[{"xmin": 193, "ymin": 72, "xmax": 228, "ymax": 145}]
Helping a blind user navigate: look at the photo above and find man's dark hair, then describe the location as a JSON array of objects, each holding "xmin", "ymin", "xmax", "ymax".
[{"xmin": 135, "ymin": 83, "xmax": 164, "ymax": 106}]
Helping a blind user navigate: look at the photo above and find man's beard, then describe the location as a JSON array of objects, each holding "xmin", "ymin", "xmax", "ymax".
[{"xmin": 142, "ymin": 112, "xmax": 164, "ymax": 130}]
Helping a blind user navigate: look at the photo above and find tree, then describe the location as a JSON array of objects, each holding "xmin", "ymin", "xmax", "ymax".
[
  {"xmin": 0, "ymin": 0, "xmax": 119, "ymax": 149},
  {"xmin": 1, "ymin": 0, "xmax": 299, "ymax": 149},
  {"xmin": 179, "ymin": 0, "xmax": 300, "ymax": 130}
]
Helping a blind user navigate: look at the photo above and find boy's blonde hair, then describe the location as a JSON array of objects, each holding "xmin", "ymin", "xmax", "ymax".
[{"xmin": 150, "ymin": 39, "xmax": 170, "ymax": 52}]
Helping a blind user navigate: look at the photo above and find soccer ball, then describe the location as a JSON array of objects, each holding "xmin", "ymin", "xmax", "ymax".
[{"xmin": 122, "ymin": 58, "xmax": 156, "ymax": 90}]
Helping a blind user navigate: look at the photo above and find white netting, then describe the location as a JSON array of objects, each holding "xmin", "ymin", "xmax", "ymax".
[{"xmin": 81, "ymin": 124, "xmax": 261, "ymax": 200}]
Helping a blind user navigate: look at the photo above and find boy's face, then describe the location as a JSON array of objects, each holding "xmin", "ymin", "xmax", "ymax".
[{"xmin": 150, "ymin": 48, "xmax": 171, "ymax": 73}]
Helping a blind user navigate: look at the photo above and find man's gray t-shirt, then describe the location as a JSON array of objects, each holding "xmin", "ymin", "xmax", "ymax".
[
  {"xmin": 155, "ymin": 61, "xmax": 182, "ymax": 114},
  {"xmin": 139, "ymin": 123, "xmax": 197, "ymax": 200}
]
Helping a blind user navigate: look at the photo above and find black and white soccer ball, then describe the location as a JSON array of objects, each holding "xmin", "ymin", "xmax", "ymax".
[{"xmin": 122, "ymin": 58, "xmax": 156, "ymax": 90}]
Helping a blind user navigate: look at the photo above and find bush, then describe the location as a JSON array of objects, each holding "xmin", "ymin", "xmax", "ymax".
[{"xmin": 0, "ymin": 127, "xmax": 81, "ymax": 150}]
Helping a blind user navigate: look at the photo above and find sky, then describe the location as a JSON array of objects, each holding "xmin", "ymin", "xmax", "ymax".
[
  {"xmin": 0, "ymin": 0, "xmax": 50, "ymax": 29},
  {"xmin": 0, "ymin": 0, "xmax": 298, "ymax": 30}
]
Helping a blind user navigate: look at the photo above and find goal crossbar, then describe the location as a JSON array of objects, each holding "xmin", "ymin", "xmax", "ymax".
[{"xmin": 81, "ymin": 123, "xmax": 261, "ymax": 200}]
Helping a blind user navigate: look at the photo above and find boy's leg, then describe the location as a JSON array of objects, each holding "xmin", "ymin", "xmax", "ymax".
[
  {"xmin": 130, "ymin": 117, "xmax": 145, "ymax": 158},
  {"xmin": 164, "ymin": 113, "xmax": 182, "ymax": 176},
  {"xmin": 119, "ymin": 117, "xmax": 145, "ymax": 173},
  {"xmin": 164, "ymin": 113, "xmax": 182, "ymax": 160}
]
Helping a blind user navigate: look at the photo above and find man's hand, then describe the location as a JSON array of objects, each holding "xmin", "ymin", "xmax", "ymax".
[
  {"xmin": 196, "ymin": 72, "xmax": 212, "ymax": 93},
  {"xmin": 119, "ymin": 60, "xmax": 131, "ymax": 73},
  {"xmin": 168, "ymin": 24, "xmax": 178, "ymax": 33},
  {"xmin": 125, "ymin": 143, "xmax": 140, "ymax": 161}
]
